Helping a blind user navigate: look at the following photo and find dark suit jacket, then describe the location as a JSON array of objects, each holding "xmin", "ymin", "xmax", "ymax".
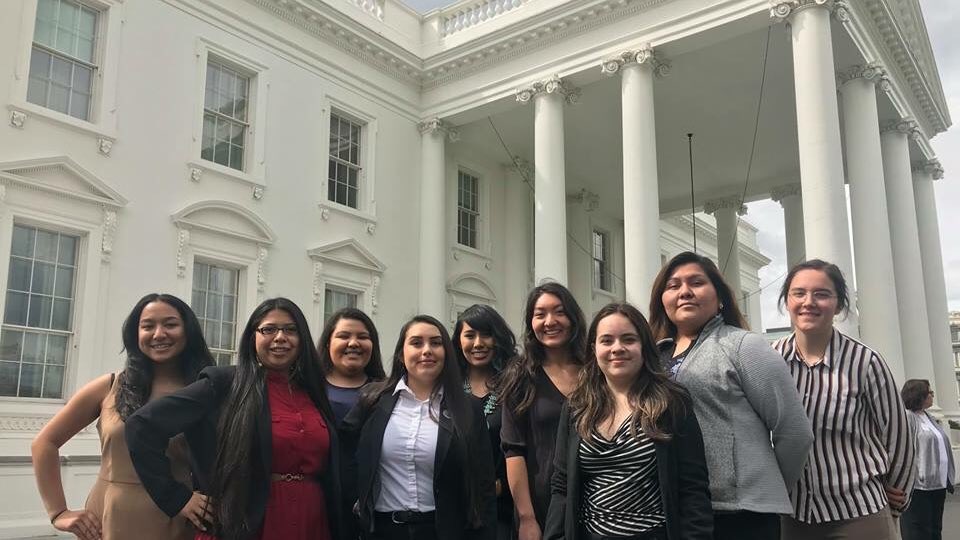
[
  {"xmin": 543, "ymin": 401, "xmax": 713, "ymax": 540},
  {"xmin": 340, "ymin": 389, "xmax": 497, "ymax": 540},
  {"xmin": 126, "ymin": 366, "xmax": 344, "ymax": 540}
]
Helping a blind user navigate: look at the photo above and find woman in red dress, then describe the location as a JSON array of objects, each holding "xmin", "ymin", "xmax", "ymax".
[{"xmin": 126, "ymin": 297, "xmax": 344, "ymax": 540}]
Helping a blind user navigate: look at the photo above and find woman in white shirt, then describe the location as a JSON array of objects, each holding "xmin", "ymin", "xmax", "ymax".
[
  {"xmin": 342, "ymin": 315, "xmax": 496, "ymax": 540},
  {"xmin": 900, "ymin": 379, "xmax": 955, "ymax": 540}
]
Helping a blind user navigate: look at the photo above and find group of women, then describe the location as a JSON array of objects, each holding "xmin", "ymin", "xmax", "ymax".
[{"xmin": 31, "ymin": 251, "xmax": 942, "ymax": 540}]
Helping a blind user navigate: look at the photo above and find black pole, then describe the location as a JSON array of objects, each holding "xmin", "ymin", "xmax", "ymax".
[{"xmin": 687, "ymin": 133, "xmax": 696, "ymax": 252}]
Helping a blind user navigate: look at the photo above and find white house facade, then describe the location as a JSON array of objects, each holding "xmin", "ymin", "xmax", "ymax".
[{"xmin": 0, "ymin": 0, "xmax": 953, "ymax": 536}]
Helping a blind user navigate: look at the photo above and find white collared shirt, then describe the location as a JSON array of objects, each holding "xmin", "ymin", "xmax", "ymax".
[{"xmin": 374, "ymin": 378, "xmax": 442, "ymax": 512}]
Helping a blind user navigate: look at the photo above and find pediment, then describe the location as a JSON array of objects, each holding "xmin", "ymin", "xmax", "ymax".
[
  {"xmin": 447, "ymin": 273, "xmax": 497, "ymax": 302},
  {"xmin": 172, "ymin": 201, "xmax": 275, "ymax": 244},
  {"xmin": 0, "ymin": 156, "xmax": 127, "ymax": 207},
  {"xmin": 308, "ymin": 239, "xmax": 385, "ymax": 274}
]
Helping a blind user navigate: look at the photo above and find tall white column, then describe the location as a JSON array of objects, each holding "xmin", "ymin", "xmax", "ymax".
[
  {"xmin": 838, "ymin": 64, "xmax": 906, "ymax": 383},
  {"xmin": 516, "ymin": 75, "xmax": 579, "ymax": 286},
  {"xmin": 602, "ymin": 46, "xmax": 667, "ymax": 312},
  {"xmin": 503, "ymin": 158, "xmax": 533, "ymax": 330},
  {"xmin": 704, "ymin": 196, "xmax": 744, "ymax": 301},
  {"xmin": 771, "ymin": 184, "xmax": 805, "ymax": 267},
  {"xmin": 913, "ymin": 159, "xmax": 960, "ymax": 423},
  {"xmin": 775, "ymin": 1, "xmax": 856, "ymax": 335},
  {"xmin": 880, "ymin": 119, "xmax": 938, "ymax": 393},
  {"xmin": 417, "ymin": 119, "xmax": 455, "ymax": 318}
]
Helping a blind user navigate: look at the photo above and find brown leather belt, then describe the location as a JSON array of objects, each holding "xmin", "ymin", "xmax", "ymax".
[{"xmin": 270, "ymin": 473, "xmax": 314, "ymax": 482}]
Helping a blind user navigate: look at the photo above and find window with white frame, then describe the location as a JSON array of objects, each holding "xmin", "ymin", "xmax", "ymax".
[
  {"xmin": 27, "ymin": 0, "xmax": 99, "ymax": 121},
  {"xmin": 201, "ymin": 59, "xmax": 250, "ymax": 171},
  {"xmin": 324, "ymin": 288, "xmax": 358, "ymax": 325},
  {"xmin": 328, "ymin": 112, "xmax": 363, "ymax": 209},
  {"xmin": 592, "ymin": 230, "xmax": 611, "ymax": 292},
  {"xmin": 192, "ymin": 261, "xmax": 239, "ymax": 366},
  {"xmin": 0, "ymin": 225, "xmax": 78, "ymax": 398},
  {"xmin": 457, "ymin": 170, "xmax": 480, "ymax": 249}
]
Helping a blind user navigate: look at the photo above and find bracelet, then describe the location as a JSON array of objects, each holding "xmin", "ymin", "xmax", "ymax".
[{"xmin": 50, "ymin": 508, "xmax": 68, "ymax": 524}]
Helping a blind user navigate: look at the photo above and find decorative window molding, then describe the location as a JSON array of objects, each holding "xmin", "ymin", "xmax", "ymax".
[
  {"xmin": 319, "ymin": 97, "xmax": 378, "ymax": 224},
  {"xmin": 308, "ymin": 239, "xmax": 385, "ymax": 327},
  {"xmin": 446, "ymin": 272, "xmax": 497, "ymax": 324},
  {"xmin": 449, "ymin": 161, "xmax": 491, "ymax": 262}
]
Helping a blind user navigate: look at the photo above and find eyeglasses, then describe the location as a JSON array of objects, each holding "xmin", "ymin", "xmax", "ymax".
[
  {"xmin": 256, "ymin": 325, "xmax": 299, "ymax": 337},
  {"xmin": 788, "ymin": 289, "xmax": 837, "ymax": 302}
]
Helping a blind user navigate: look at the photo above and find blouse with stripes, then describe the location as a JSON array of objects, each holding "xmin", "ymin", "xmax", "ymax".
[
  {"xmin": 578, "ymin": 419, "xmax": 665, "ymax": 536},
  {"xmin": 773, "ymin": 329, "xmax": 916, "ymax": 524}
]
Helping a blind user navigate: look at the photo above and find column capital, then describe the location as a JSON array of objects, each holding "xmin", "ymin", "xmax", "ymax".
[
  {"xmin": 837, "ymin": 62, "xmax": 890, "ymax": 92},
  {"xmin": 880, "ymin": 117, "xmax": 923, "ymax": 142},
  {"xmin": 600, "ymin": 44, "xmax": 670, "ymax": 78},
  {"xmin": 770, "ymin": 183, "xmax": 802, "ymax": 204},
  {"xmin": 770, "ymin": 0, "xmax": 849, "ymax": 23},
  {"xmin": 515, "ymin": 75, "xmax": 581, "ymax": 105},
  {"xmin": 703, "ymin": 195, "xmax": 747, "ymax": 216},
  {"xmin": 912, "ymin": 158, "xmax": 945, "ymax": 180},
  {"xmin": 418, "ymin": 118, "xmax": 459, "ymax": 141},
  {"xmin": 566, "ymin": 188, "xmax": 599, "ymax": 212}
]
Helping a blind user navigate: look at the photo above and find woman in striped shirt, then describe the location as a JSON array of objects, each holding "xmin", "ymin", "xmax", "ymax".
[
  {"xmin": 544, "ymin": 302, "xmax": 713, "ymax": 540},
  {"xmin": 774, "ymin": 259, "xmax": 915, "ymax": 540}
]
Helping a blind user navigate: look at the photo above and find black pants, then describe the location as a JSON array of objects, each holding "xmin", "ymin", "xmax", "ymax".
[
  {"xmin": 713, "ymin": 511, "xmax": 780, "ymax": 540},
  {"xmin": 901, "ymin": 488, "xmax": 947, "ymax": 540},
  {"xmin": 369, "ymin": 513, "xmax": 437, "ymax": 540}
]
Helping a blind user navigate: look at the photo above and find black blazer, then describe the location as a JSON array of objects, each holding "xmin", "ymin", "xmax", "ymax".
[
  {"xmin": 126, "ymin": 366, "xmax": 344, "ymax": 540},
  {"xmin": 340, "ymin": 389, "xmax": 497, "ymax": 540},
  {"xmin": 543, "ymin": 402, "xmax": 713, "ymax": 540}
]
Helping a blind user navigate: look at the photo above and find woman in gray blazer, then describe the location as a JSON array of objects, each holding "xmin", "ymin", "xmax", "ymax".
[{"xmin": 648, "ymin": 251, "xmax": 813, "ymax": 540}]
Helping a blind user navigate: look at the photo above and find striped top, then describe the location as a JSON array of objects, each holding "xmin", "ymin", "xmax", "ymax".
[
  {"xmin": 774, "ymin": 329, "xmax": 915, "ymax": 524},
  {"xmin": 578, "ymin": 419, "xmax": 665, "ymax": 536}
]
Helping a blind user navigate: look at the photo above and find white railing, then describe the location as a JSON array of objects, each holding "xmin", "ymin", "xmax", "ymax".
[
  {"xmin": 348, "ymin": 0, "xmax": 385, "ymax": 20},
  {"xmin": 440, "ymin": 0, "xmax": 530, "ymax": 36}
]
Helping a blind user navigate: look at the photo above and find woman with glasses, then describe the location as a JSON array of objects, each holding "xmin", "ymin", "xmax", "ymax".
[
  {"xmin": 127, "ymin": 298, "xmax": 344, "ymax": 540},
  {"xmin": 773, "ymin": 260, "xmax": 914, "ymax": 540}
]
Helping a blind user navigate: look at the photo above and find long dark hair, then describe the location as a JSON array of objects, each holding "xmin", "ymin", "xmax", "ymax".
[
  {"xmin": 570, "ymin": 303, "xmax": 688, "ymax": 441},
  {"xmin": 317, "ymin": 307, "xmax": 386, "ymax": 381},
  {"xmin": 648, "ymin": 251, "xmax": 748, "ymax": 341},
  {"xmin": 452, "ymin": 304, "xmax": 517, "ymax": 391},
  {"xmin": 209, "ymin": 298, "xmax": 332, "ymax": 539},
  {"xmin": 361, "ymin": 315, "xmax": 486, "ymax": 527},
  {"xmin": 777, "ymin": 258, "xmax": 851, "ymax": 315},
  {"xmin": 115, "ymin": 293, "xmax": 213, "ymax": 421},
  {"xmin": 500, "ymin": 282, "xmax": 587, "ymax": 418}
]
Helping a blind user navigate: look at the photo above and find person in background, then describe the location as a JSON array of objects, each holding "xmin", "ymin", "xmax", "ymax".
[
  {"xmin": 318, "ymin": 307, "xmax": 385, "ymax": 426},
  {"xmin": 32, "ymin": 293, "xmax": 213, "ymax": 540},
  {"xmin": 453, "ymin": 304, "xmax": 518, "ymax": 539},
  {"xmin": 773, "ymin": 259, "xmax": 914, "ymax": 540},
  {"xmin": 648, "ymin": 251, "xmax": 812, "ymax": 540},
  {"xmin": 544, "ymin": 302, "xmax": 713, "ymax": 540},
  {"xmin": 500, "ymin": 282, "xmax": 588, "ymax": 540},
  {"xmin": 900, "ymin": 379, "xmax": 954, "ymax": 540}
]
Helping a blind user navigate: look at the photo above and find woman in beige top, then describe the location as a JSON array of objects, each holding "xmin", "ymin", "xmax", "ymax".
[{"xmin": 31, "ymin": 293, "xmax": 214, "ymax": 540}]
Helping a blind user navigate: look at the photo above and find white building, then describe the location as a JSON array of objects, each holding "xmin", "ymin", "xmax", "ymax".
[{"xmin": 0, "ymin": 0, "xmax": 953, "ymax": 536}]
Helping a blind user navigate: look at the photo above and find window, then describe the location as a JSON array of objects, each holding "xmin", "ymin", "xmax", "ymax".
[
  {"xmin": 192, "ymin": 262, "xmax": 239, "ymax": 366},
  {"xmin": 592, "ymin": 230, "xmax": 610, "ymax": 291},
  {"xmin": 27, "ymin": 0, "xmax": 99, "ymax": 121},
  {"xmin": 458, "ymin": 170, "xmax": 480, "ymax": 248},
  {"xmin": 952, "ymin": 325, "xmax": 959, "ymax": 344},
  {"xmin": 328, "ymin": 112, "xmax": 363, "ymax": 208},
  {"xmin": 201, "ymin": 59, "xmax": 250, "ymax": 171},
  {"xmin": 0, "ymin": 225, "xmax": 78, "ymax": 398},
  {"xmin": 324, "ymin": 288, "xmax": 358, "ymax": 324}
]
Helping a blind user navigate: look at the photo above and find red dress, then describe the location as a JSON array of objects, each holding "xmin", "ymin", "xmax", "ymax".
[{"xmin": 197, "ymin": 369, "xmax": 332, "ymax": 540}]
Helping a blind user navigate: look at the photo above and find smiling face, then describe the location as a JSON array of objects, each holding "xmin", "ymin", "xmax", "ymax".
[
  {"xmin": 254, "ymin": 309, "xmax": 301, "ymax": 371},
  {"xmin": 328, "ymin": 318, "xmax": 373, "ymax": 377},
  {"xmin": 594, "ymin": 313, "xmax": 645, "ymax": 384},
  {"xmin": 786, "ymin": 269, "xmax": 840, "ymax": 335},
  {"xmin": 531, "ymin": 293, "xmax": 572, "ymax": 350},
  {"xmin": 138, "ymin": 301, "xmax": 187, "ymax": 364},
  {"xmin": 459, "ymin": 321, "xmax": 496, "ymax": 371},
  {"xmin": 402, "ymin": 322, "xmax": 445, "ymax": 389},
  {"xmin": 661, "ymin": 263, "xmax": 720, "ymax": 335}
]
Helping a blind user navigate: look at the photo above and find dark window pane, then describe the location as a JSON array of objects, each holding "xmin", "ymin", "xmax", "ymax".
[
  {"xmin": 46, "ymin": 334, "xmax": 67, "ymax": 365},
  {"xmin": 27, "ymin": 294, "xmax": 54, "ymax": 328},
  {"xmin": 58, "ymin": 235, "xmax": 77, "ymax": 265},
  {"xmin": 32, "ymin": 262, "xmax": 56, "ymax": 295},
  {"xmin": 11, "ymin": 226, "xmax": 35, "ymax": 258},
  {"xmin": 0, "ymin": 361, "xmax": 18, "ymax": 396},
  {"xmin": 0, "ymin": 330, "xmax": 23, "ymax": 361},
  {"xmin": 35, "ymin": 230, "xmax": 59, "ymax": 262},
  {"xmin": 19, "ymin": 363, "xmax": 43, "ymax": 398},
  {"xmin": 54, "ymin": 266, "xmax": 74, "ymax": 298},
  {"xmin": 4, "ymin": 292, "xmax": 28, "ymax": 325},
  {"xmin": 42, "ymin": 365, "xmax": 64, "ymax": 398},
  {"xmin": 8, "ymin": 258, "xmax": 32, "ymax": 292},
  {"xmin": 51, "ymin": 298, "xmax": 71, "ymax": 331}
]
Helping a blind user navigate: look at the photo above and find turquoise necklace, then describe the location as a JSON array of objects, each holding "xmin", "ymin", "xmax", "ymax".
[{"xmin": 463, "ymin": 378, "xmax": 498, "ymax": 416}]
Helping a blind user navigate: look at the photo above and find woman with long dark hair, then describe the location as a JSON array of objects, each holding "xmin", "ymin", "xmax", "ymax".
[
  {"xmin": 544, "ymin": 303, "xmax": 712, "ymax": 540},
  {"xmin": 341, "ymin": 314, "xmax": 496, "ymax": 540},
  {"xmin": 317, "ymin": 307, "xmax": 385, "ymax": 426},
  {"xmin": 32, "ymin": 293, "xmax": 213, "ymax": 540},
  {"xmin": 453, "ymin": 304, "xmax": 518, "ymax": 539},
  {"xmin": 648, "ymin": 252, "xmax": 812, "ymax": 540},
  {"xmin": 499, "ymin": 282, "xmax": 587, "ymax": 540},
  {"xmin": 126, "ymin": 297, "xmax": 343, "ymax": 540}
]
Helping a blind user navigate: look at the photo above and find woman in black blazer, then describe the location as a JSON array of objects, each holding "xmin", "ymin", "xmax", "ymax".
[
  {"xmin": 126, "ymin": 297, "xmax": 344, "ymax": 540},
  {"xmin": 341, "ymin": 314, "xmax": 496, "ymax": 540},
  {"xmin": 544, "ymin": 303, "xmax": 712, "ymax": 540}
]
